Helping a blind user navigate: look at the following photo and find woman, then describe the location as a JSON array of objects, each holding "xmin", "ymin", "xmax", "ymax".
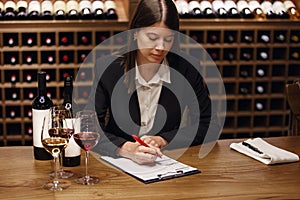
[{"xmin": 92, "ymin": 0, "xmax": 218, "ymax": 164}]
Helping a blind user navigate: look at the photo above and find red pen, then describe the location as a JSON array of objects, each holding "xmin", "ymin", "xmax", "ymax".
[{"xmin": 132, "ymin": 134, "xmax": 150, "ymax": 147}]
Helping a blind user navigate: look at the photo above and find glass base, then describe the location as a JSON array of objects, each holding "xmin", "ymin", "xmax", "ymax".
[
  {"xmin": 43, "ymin": 180, "xmax": 69, "ymax": 191},
  {"xmin": 75, "ymin": 176, "xmax": 99, "ymax": 185},
  {"xmin": 50, "ymin": 169, "xmax": 74, "ymax": 179}
]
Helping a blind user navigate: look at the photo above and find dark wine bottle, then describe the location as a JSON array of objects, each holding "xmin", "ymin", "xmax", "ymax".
[
  {"xmin": 273, "ymin": 0, "xmax": 289, "ymax": 19},
  {"xmin": 104, "ymin": 0, "xmax": 118, "ymax": 19},
  {"xmin": 79, "ymin": 0, "xmax": 92, "ymax": 19},
  {"xmin": 28, "ymin": 0, "xmax": 41, "ymax": 19},
  {"xmin": 284, "ymin": 0, "xmax": 300, "ymax": 20},
  {"xmin": 4, "ymin": 0, "xmax": 17, "ymax": 19},
  {"xmin": 54, "ymin": 0, "xmax": 66, "ymax": 20},
  {"xmin": 248, "ymin": 0, "xmax": 266, "ymax": 20},
  {"xmin": 62, "ymin": 75, "xmax": 81, "ymax": 167},
  {"xmin": 92, "ymin": 0, "xmax": 105, "ymax": 19},
  {"xmin": 16, "ymin": 0, "xmax": 28, "ymax": 19},
  {"xmin": 67, "ymin": 0, "xmax": 79, "ymax": 19},
  {"xmin": 212, "ymin": 0, "xmax": 228, "ymax": 18},
  {"xmin": 224, "ymin": 0, "xmax": 241, "ymax": 18},
  {"xmin": 32, "ymin": 71, "xmax": 54, "ymax": 160},
  {"xmin": 237, "ymin": 0, "xmax": 254, "ymax": 18},
  {"xmin": 200, "ymin": 0, "xmax": 216, "ymax": 18},
  {"xmin": 41, "ymin": 0, "xmax": 53, "ymax": 20},
  {"xmin": 261, "ymin": 0, "xmax": 276, "ymax": 19},
  {"xmin": 188, "ymin": 0, "xmax": 202, "ymax": 18}
]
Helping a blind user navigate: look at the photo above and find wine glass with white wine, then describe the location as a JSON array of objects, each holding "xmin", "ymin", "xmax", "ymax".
[{"xmin": 41, "ymin": 113, "xmax": 69, "ymax": 191}]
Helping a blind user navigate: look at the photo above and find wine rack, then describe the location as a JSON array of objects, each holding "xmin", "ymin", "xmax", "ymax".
[{"xmin": 1, "ymin": 0, "xmax": 300, "ymax": 146}]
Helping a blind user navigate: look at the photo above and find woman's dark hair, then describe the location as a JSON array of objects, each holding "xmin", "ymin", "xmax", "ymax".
[{"xmin": 122, "ymin": 0, "xmax": 180, "ymax": 92}]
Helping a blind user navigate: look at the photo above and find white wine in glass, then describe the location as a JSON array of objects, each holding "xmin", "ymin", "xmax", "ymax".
[{"xmin": 41, "ymin": 116, "xmax": 69, "ymax": 191}]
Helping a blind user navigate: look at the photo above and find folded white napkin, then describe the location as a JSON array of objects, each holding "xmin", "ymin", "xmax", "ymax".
[{"xmin": 230, "ymin": 138, "xmax": 299, "ymax": 165}]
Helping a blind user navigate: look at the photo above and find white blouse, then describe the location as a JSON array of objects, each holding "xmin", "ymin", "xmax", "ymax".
[{"xmin": 135, "ymin": 59, "xmax": 171, "ymax": 136}]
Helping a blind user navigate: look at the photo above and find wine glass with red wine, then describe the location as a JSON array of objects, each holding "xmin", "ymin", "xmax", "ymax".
[{"xmin": 73, "ymin": 110, "xmax": 101, "ymax": 185}]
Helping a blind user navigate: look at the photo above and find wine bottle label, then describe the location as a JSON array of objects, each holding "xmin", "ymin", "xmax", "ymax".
[
  {"xmin": 248, "ymin": 1, "xmax": 261, "ymax": 12},
  {"xmin": 28, "ymin": 1, "xmax": 41, "ymax": 13},
  {"xmin": 4, "ymin": 1, "xmax": 17, "ymax": 11},
  {"xmin": 188, "ymin": 1, "xmax": 200, "ymax": 11},
  {"xmin": 32, "ymin": 109, "xmax": 50, "ymax": 148},
  {"xmin": 237, "ymin": 1, "xmax": 248, "ymax": 12},
  {"xmin": 261, "ymin": 2, "xmax": 274, "ymax": 14},
  {"xmin": 273, "ymin": 1, "xmax": 287, "ymax": 14},
  {"xmin": 212, "ymin": 0, "xmax": 225, "ymax": 11},
  {"xmin": 284, "ymin": 1, "xmax": 296, "ymax": 10},
  {"xmin": 41, "ymin": 0, "xmax": 53, "ymax": 14},
  {"xmin": 66, "ymin": 0, "xmax": 79, "ymax": 12},
  {"xmin": 92, "ymin": 0, "xmax": 104, "ymax": 13},
  {"xmin": 224, "ymin": 0, "xmax": 237, "ymax": 10},
  {"xmin": 54, "ymin": 1, "xmax": 66, "ymax": 13},
  {"xmin": 79, "ymin": 0, "xmax": 92, "ymax": 11},
  {"xmin": 0, "ymin": 2, "xmax": 4, "ymax": 11},
  {"xmin": 17, "ymin": 1, "xmax": 28, "ymax": 9},
  {"xmin": 104, "ymin": 1, "xmax": 116, "ymax": 12},
  {"xmin": 199, "ymin": 1, "xmax": 212, "ymax": 11},
  {"xmin": 64, "ymin": 119, "xmax": 81, "ymax": 157}
]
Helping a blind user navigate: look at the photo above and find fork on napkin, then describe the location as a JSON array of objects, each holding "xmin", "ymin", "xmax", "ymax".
[{"xmin": 230, "ymin": 138, "xmax": 299, "ymax": 165}]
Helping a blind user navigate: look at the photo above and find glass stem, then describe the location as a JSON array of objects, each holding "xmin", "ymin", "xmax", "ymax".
[
  {"xmin": 53, "ymin": 155, "xmax": 60, "ymax": 188},
  {"xmin": 85, "ymin": 151, "xmax": 90, "ymax": 180}
]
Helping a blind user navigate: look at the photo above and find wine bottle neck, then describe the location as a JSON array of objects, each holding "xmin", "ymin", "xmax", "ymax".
[{"xmin": 37, "ymin": 73, "xmax": 47, "ymax": 96}]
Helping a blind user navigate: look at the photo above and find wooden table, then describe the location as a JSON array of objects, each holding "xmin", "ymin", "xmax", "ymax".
[{"xmin": 1, "ymin": 136, "xmax": 300, "ymax": 200}]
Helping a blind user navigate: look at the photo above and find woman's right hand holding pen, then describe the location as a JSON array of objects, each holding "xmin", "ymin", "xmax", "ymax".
[{"xmin": 117, "ymin": 140, "xmax": 163, "ymax": 165}]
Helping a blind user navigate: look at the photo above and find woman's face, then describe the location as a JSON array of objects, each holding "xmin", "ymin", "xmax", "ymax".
[{"xmin": 135, "ymin": 22, "xmax": 174, "ymax": 65}]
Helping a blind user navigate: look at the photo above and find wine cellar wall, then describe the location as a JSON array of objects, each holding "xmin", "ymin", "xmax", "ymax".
[{"xmin": 1, "ymin": 0, "xmax": 300, "ymax": 146}]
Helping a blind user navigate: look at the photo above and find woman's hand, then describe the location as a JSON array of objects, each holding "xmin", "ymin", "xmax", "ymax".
[
  {"xmin": 140, "ymin": 135, "xmax": 168, "ymax": 148},
  {"xmin": 117, "ymin": 141, "xmax": 162, "ymax": 165}
]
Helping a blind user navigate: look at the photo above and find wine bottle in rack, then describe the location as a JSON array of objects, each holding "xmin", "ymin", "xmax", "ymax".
[
  {"xmin": 239, "ymin": 87, "xmax": 249, "ymax": 95},
  {"xmin": 79, "ymin": 0, "xmax": 92, "ymax": 19},
  {"xmin": 272, "ymin": 0, "xmax": 289, "ymax": 19},
  {"xmin": 175, "ymin": 0, "xmax": 190, "ymax": 18},
  {"xmin": 54, "ymin": 0, "xmax": 66, "ymax": 20},
  {"xmin": 256, "ymin": 85, "xmax": 265, "ymax": 94},
  {"xmin": 41, "ymin": 0, "xmax": 53, "ymax": 20},
  {"xmin": 92, "ymin": 0, "xmax": 104, "ymax": 19},
  {"xmin": 10, "ymin": 74, "xmax": 17, "ymax": 83},
  {"xmin": 28, "ymin": 0, "xmax": 41, "ymax": 19},
  {"xmin": 104, "ymin": 0, "xmax": 118, "ymax": 19},
  {"xmin": 200, "ymin": 0, "xmax": 216, "ymax": 18},
  {"xmin": 67, "ymin": 0, "xmax": 79, "ymax": 19},
  {"xmin": 256, "ymin": 67, "xmax": 266, "ymax": 77},
  {"xmin": 212, "ymin": 0, "xmax": 228, "ymax": 18},
  {"xmin": 16, "ymin": 0, "xmax": 28, "ymax": 19},
  {"xmin": 224, "ymin": 0, "xmax": 240, "ymax": 18},
  {"xmin": 261, "ymin": 0, "xmax": 276, "ymax": 19},
  {"xmin": 255, "ymin": 102, "xmax": 264, "ymax": 111},
  {"xmin": 188, "ymin": 0, "xmax": 202, "ymax": 18},
  {"xmin": 259, "ymin": 34, "xmax": 270, "ymax": 43},
  {"xmin": 236, "ymin": 0, "xmax": 254, "ymax": 18},
  {"xmin": 274, "ymin": 32, "xmax": 286, "ymax": 43},
  {"xmin": 4, "ymin": 0, "xmax": 16, "ymax": 19},
  {"xmin": 32, "ymin": 71, "xmax": 54, "ymax": 160},
  {"xmin": 258, "ymin": 50, "xmax": 269, "ymax": 60},
  {"xmin": 248, "ymin": 0, "xmax": 266, "ymax": 20},
  {"xmin": 62, "ymin": 75, "xmax": 81, "ymax": 167},
  {"xmin": 284, "ymin": 0, "xmax": 300, "ymax": 20}
]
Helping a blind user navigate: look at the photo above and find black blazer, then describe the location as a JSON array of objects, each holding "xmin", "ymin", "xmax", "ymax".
[{"xmin": 90, "ymin": 51, "xmax": 218, "ymax": 157}]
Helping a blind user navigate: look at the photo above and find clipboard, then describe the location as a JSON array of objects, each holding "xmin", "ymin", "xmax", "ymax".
[{"xmin": 101, "ymin": 155, "xmax": 200, "ymax": 184}]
